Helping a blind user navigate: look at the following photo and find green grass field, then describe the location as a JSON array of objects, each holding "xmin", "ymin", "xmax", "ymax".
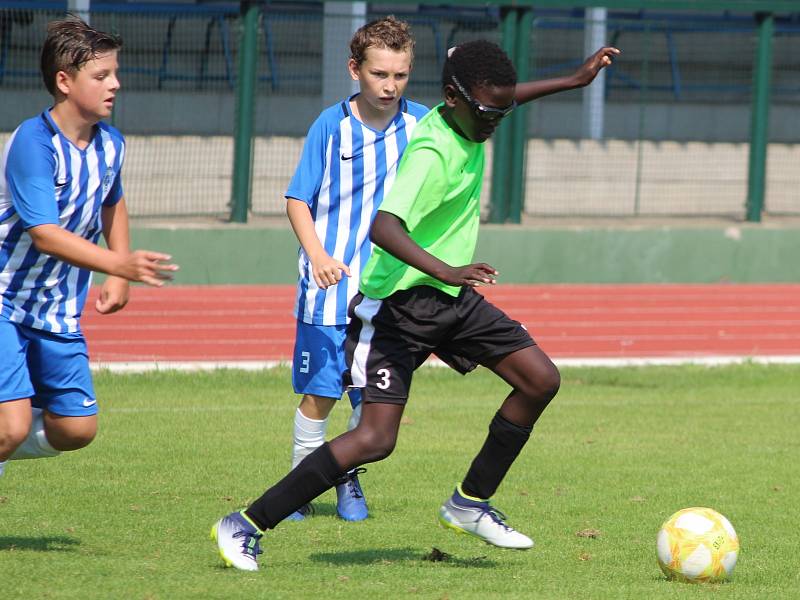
[{"xmin": 2, "ymin": 364, "xmax": 798, "ymax": 599}]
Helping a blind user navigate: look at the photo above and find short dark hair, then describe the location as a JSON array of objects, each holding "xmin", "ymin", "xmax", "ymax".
[
  {"xmin": 350, "ymin": 15, "xmax": 414, "ymax": 66},
  {"xmin": 41, "ymin": 16, "xmax": 122, "ymax": 96},
  {"xmin": 442, "ymin": 40, "xmax": 516, "ymax": 93}
]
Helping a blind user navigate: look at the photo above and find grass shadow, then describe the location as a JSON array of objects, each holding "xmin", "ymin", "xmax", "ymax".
[
  {"xmin": 309, "ymin": 546, "xmax": 497, "ymax": 568},
  {"xmin": 309, "ymin": 502, "xmax": 337, "ymax": 518},
  {"xmin": 0, "ymin": 535, "xmax": 80, "ymax": 552},
  {"xmin": 276, "ymin": 502, "xmax": 339, "ymax": 521}
]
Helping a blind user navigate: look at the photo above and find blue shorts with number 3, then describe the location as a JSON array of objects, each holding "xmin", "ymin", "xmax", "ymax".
[{"xmin": 292, "ymin": 320, "xmax": 361, "ymax": 408}]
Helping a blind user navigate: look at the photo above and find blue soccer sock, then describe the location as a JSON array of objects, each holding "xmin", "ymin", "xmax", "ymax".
[{"xmin": 454, "ymin": 483, "xmax": 488, "ymax": 504}]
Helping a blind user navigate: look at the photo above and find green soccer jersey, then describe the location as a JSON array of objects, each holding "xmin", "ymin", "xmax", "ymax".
[{"xmin": 359, "ymin": 104, "xmax": 485, "ymax": 299}]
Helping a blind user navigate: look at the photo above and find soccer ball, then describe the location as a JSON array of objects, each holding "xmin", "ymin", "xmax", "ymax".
[{"xmin": 656, "ymin": 507, "xmax": 739, "ymax": 583}]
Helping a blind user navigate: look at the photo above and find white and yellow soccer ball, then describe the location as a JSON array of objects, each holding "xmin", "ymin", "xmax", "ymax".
[{"xmin": 656, "ymin": 507, "xmax": 739, "ymax": 583}]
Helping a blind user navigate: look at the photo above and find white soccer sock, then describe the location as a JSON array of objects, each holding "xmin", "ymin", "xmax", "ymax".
[
  {"xmin": 10, "ymin": 408, "xmax": 61, "ymax": 460},
  {"xmin": 0, "ymin": 461, "xmax": 5, "ymax": 476},
  {"xmin": 347, "ymin": 403, "xmax": 362, "ymax": 432},
  {"xmin": 291, "ymin": 408, "xmax": 328, "ymax": 470}
]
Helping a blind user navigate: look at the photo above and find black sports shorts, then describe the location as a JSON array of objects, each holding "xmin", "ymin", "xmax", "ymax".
[{"xmin": 344, "ymin": 285, "xmax": 535, "ymax": 404}]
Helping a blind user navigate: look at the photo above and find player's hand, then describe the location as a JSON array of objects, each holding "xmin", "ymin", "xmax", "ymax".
[
  {"xmin": 118, "ymin": 250, "xmax": 179, "ymax": 287},
  {"xmin": 574, "ymin": 46, "xmax": 620, "ymax": 87},
  {"xmin": 444, "ymin": 263, "xmax": 498, "ymax": 287},
  {"xmin": 95, "ymin": 276, "xmax": 130, "ymax": 314},
  {"xmin": 311, "ymin": 253, "xmax": 350, "ymax": 289}
]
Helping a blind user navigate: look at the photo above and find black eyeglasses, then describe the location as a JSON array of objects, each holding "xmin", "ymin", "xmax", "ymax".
[{"xmin": 450, "ymin": 75, "xmax": 516, "ymax": 122}]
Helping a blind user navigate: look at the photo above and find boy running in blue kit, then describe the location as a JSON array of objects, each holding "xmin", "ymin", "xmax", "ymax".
[
  {"xmin": 282, "ymin": 16, "xmax": 427, "ymax": 522},
  {"xmin": 0, "ymin": 17, "xmax": 177, "ymax": 478},
  {"xmin": 213, "ymin": 40, "xmax": 619, "ymax": 571}
]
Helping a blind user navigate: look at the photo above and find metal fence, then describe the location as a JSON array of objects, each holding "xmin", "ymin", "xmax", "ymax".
[
  {"xmin": 525, "ymin": 14, "xmax": 782, "ymax": 218},
  {"xmin": 1, "ymin": 3, "xmax": 799, "ymax": 219}
]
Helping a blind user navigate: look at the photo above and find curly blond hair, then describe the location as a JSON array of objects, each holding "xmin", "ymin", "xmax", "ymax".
[{"xmin": 350, "ymin": 15, "xmax": 414, "ymax": 66}]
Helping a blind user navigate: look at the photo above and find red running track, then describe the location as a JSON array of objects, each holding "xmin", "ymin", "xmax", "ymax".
[{"xmin": 80, "ymin": 284, "xmax": 800, "ymax": 363}]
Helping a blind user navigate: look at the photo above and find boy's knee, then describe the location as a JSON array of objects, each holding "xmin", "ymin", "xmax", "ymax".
[
  {"xmin": 0, "ymin": 424, "xmax": 31, "ymax": 453},
  {"xmin": 45, "ymin": 418, "xmax": 97, "ymax": 451},
  {"xmin": 542, "ymin": 367, "xmax": 561, "ymax": 399},
  {"xmin": 51, "ymin": 430, "xmax": 96, "ymax": 451},
  {"xmin": 371, "ymin": 439, "xmax": 396, "ymax": 461},
  {"xmin": 356, "ymin": 428, "xmax": 397, "ymax": 462},
  {"xmin": 299, "ymin": 394, "xmax": 337, "ymax": 420},
  {"xmin": 521, "ymin": 365, "xmax": 561, "ymax": 402}
]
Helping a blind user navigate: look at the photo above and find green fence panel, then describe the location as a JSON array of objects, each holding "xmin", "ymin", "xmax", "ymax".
[{"xmin": 525, "ymin": 13, "xmax": 769, "ymax": 218}]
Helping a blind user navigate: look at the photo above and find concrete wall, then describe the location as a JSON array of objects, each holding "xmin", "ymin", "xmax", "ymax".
[{"xmin": 4, "ymin": 89, "xmax": 800, "ymax": 143}]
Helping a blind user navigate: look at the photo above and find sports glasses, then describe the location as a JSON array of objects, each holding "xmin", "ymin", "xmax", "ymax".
[{"xmin": 450, "ymin": 75, "xmax": 516, "ymax": 122}]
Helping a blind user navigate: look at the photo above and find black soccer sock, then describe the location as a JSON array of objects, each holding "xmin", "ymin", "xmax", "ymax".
[
  {"xmin": 245, "ymin": 442, "xmax": 346, "ymax": 531},
  {"xmin": 461, "ymin": 411, "xmax": 533, "ymax": 500}
]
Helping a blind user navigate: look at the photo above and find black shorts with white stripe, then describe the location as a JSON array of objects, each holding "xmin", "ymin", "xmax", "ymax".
[{"xmin": 343, "ymin": 285, "xmax": 535, "ymax": 405}]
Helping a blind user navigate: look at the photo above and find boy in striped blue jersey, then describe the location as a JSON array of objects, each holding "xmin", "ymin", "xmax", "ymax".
[
  {"xmin": 0, "ymin": 18, "xmax": 177, "ymax": 478},
  {"xmin": 283, "ymin": 16, "xmax": 427, "ymax": 522}
]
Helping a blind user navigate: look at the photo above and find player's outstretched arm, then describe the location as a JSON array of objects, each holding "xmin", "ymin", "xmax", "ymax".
[
  {"xmin": 27, "ymin": 224, "xmax": 178, "ymax": 287},
  {"xmin": 287, "ymin": 197, "xmax": 350, "ymax": 289},
  {"xmin": 514, "ymin": 46, "xmax": 620, "ymax": 105},
  {"xmin": 96, "ymin": 198, "xmax": 132, "ymax": 314},
  {"xmin": 370, "ymin": 211, "xmax": 497, "ymax": 287}
]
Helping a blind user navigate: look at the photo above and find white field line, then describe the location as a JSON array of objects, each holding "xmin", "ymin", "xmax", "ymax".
[
  {"xmin": 90, "ymin": 354, "xmax": 800, "ymax": 373},
  {"xmin": 83, "ymin": 318, "xmax": 800, "ymax": 332},
  {"xmin": 553, "ymin": 355, "xmax": 800, "ymax": 367}
]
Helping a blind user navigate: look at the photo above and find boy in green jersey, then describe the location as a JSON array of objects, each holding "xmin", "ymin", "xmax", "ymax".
[{"xmin": 212, "ymin": 39, "xmax": 618, "ymax": 570}]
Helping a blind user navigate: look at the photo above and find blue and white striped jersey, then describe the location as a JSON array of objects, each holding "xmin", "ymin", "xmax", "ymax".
[
  {"xmin": 287, "ymin": 96, "xmax": 428, "ymax": 326},
  {"xmin": 0, "ymin": 110, "xmax": 125, "ymax": 333}
]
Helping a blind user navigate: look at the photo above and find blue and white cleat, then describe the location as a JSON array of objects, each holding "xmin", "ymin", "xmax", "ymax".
[
  {"xmin": 285, "ymin": 503, "xmax": 315, "ymax": 522},
  {"xmin": 211, "ymin": 511, "xmax": 264, "ymax": 571},
  {"xmin": 438, "ymin": 487, "xmax": 533, "ymax": 549},
  {"xmin": 336, "ymin": 468, "xmax": 368, "ymax": 522}
]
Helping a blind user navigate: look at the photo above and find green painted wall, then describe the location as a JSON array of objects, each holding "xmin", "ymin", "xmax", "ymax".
[
  {"xmin": 474, "ymin": 226, "xmax": 800, "ymax": 283},
  {"xmin": 129, "ymin": 227, "xmax": 299, "ymax": 285},
  {"xmin": 128, "ymin": 225, "xmax": 800, "ymax": 285}
]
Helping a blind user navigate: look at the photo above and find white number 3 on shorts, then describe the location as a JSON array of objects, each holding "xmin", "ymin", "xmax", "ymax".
[{"xmin": 376, "ymin": 368, "xmax": 391, "ymax": 389}]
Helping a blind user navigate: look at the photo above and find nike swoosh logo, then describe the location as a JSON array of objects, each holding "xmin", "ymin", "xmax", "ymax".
[
  {"xmin": 83, "ymin": 398, "xmax": 97, "ymax": 407},
  {"xmin": 341, "ymin": 153, "xmax": 362, "ymax": 161}
]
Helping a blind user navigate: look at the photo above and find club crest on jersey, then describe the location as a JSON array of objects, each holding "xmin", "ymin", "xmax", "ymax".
[{"xmin": 101, "ymin": 169, "xmax": 116, "ymax": 198}]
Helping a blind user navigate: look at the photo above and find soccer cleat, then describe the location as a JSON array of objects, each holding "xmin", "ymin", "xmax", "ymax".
[
  {"xmin": 285, "ymin": 503, "xmax": 315, "ymax": 522},
  {"xmin": 438, "ymin": 488, "xmax": 534, "ymax": 549},
  {"xmin": 336, "ymin": 468, "xmax": 368, "ymax": 522},
  {"xmin": 211, "ymin": 511, "xmax": 264, "ymax": 571}
]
